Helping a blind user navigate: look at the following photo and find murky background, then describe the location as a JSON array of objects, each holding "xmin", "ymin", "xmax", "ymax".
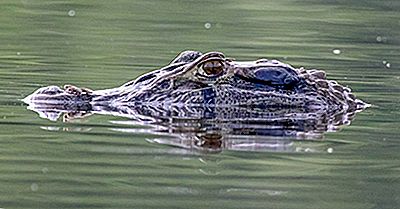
[{"xmin": 1, "ymin": 0, "xmax": 399, "ymax": 208}]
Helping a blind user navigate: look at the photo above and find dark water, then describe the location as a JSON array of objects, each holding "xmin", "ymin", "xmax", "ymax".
[{"xmin": 1, "ymin": 0, "xmax": 399, "ymax": 208}]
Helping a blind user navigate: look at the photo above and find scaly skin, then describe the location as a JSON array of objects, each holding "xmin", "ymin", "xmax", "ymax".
[
  {"xmin": 24, "ymin": 51, "xmax": 367, "ymax": 113},
  {"xmin": 23, "ymin": 52, "xmax": 371, "ymax": 144}
]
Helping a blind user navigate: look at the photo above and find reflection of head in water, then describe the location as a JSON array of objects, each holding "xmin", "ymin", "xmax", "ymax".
[
  {"xmin": 25, "ymin": 102, "xmax": 363, "ymax": 153},
  {"xmin": 23, "ymin": 51, "xmax": 368, "ymax": 153}
]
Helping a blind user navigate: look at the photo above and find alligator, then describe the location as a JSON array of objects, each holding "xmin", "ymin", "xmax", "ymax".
[
  {"xmin": 23, "ymin": 50, "xmax": 369, "ymax": 151},
  {"xmin": 24, "ymin": 50, "xmax": 368, "ymax": 112}
]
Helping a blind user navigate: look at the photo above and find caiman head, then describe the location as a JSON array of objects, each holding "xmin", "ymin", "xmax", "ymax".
[
  {"xmin": 104, "ymin": 50, "xmax": 367, "ymax": 112},
  {"xmin": 24, "ymin": 50, "xmax": 368, "ymax": 112}
]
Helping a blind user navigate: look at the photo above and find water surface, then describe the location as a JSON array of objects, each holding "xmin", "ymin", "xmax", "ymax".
[{"xmin": 0, "ymin": 0, "xmax": 399, "ymax": 208}]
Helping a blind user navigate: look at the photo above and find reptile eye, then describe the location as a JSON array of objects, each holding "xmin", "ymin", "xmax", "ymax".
[{"xmin": 201, "ymin": 60, "xmax": 224, "ymax": 77}]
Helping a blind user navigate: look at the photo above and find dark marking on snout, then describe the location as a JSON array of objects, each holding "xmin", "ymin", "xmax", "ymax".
[{"xmin": 237, "ymin": 66, "xmax": 300, "ymax": 90}]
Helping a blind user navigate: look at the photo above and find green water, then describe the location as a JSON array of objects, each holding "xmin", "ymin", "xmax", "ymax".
[{"xmin": 1, "ymin": 0, "xmax": 400, "ymax": 208}]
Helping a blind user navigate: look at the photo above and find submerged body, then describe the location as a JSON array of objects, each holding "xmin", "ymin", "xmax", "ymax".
[{"xmin": 24, "ymin": 51, "xmax": 367, "ymax": 113}]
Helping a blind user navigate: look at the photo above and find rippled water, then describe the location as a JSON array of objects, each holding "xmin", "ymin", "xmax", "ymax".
[{"xmin": 1, "ymin": 0, "xmax": 399, "ymax": 208}]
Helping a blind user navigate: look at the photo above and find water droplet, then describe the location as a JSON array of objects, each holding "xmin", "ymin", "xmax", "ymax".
[
  {"xmin": 31, "ymin": 183, "xmax": 39, "ymax": 191},
  {"xmin": 42, "ymin": 167, "xmax": 49, "ymax": 174},
  {"xmin": 68, "ymin": 10, "xmax": 76, "ymax": 17},
  {"xmin": 332, "ymin": 49, "xmax": 341, "ymax": 55},
  {"xmin": 383, "ymin": 60, "xmax": 391, "ymax": 68},
  {"xmin": 204, "ymin": 22, "xmax": 211, "ymax": 29},
  {"xmin": 327, "ymin": 147, "xmax": 333, "ymax": 153},
  {"xmin": 376, "ymin": 36, "xmax": 387, "ymax": 43},
  {"xmin": 16, "ymin": 52, "xmax": 21, "ymax": 55}
]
